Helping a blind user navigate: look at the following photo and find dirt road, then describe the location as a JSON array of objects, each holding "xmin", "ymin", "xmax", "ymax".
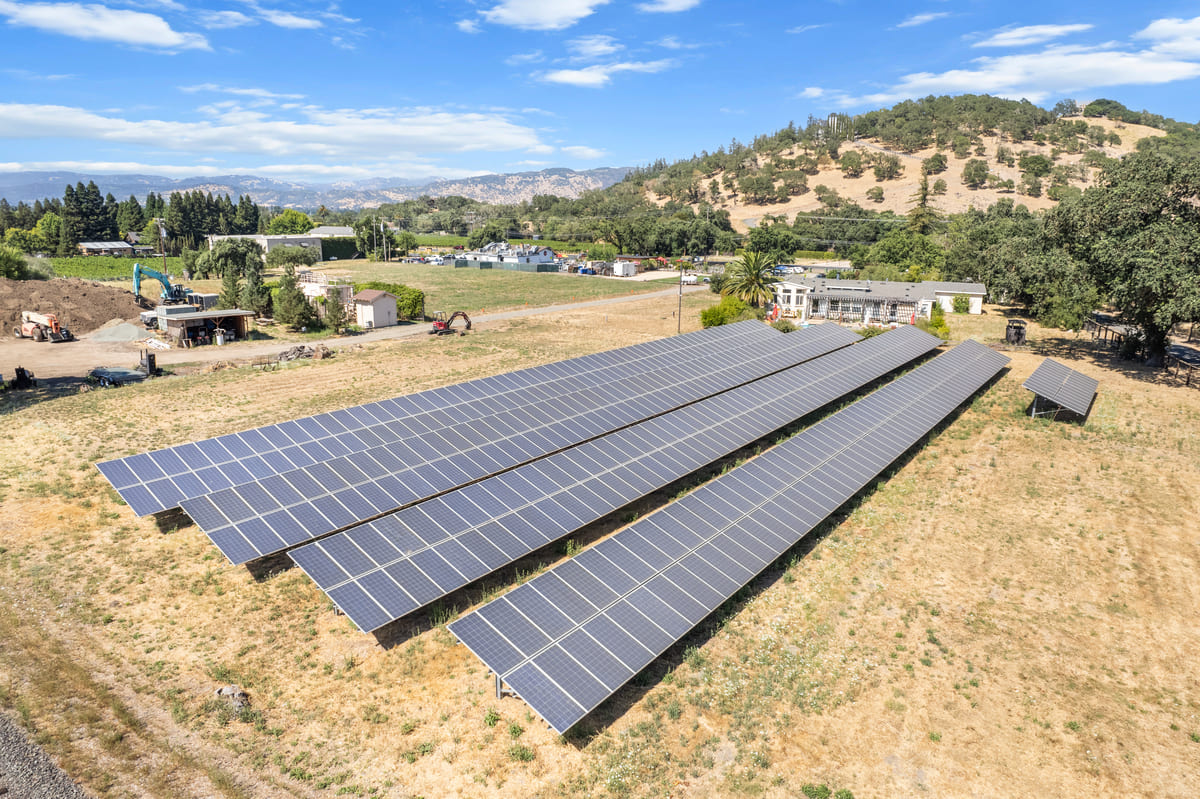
[{"xmin": 0, "ymin": 284, "xmax": 707, "ymax": 382}]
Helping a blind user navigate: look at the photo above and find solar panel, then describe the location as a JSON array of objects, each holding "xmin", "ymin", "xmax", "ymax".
[
  {"xmin": 1022, "ymin": 358, "xmax": 1098, "ymax": 418},
  {"xmin": 98, "ymin": 320, "xmax": 780, "ymax": 516},
  {"xmin": 449, "ymin": 339, "xmax": 1009, "ymax": 734},
  {"xmin": 297, "ymin": 325, "xmax": 941, "ymax": 632},
  {"xmin": 187, "ymin": 324, "xmax": 861, "ymax": 564}
]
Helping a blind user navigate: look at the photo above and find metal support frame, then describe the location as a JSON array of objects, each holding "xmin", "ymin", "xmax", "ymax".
[
  {"xmin": 1029, "ymin": 394, "xmax": 1062, "ymax": 419},
  {"xmin": 495, "ymin": 673, "xmax": 515, "ymax": 699}
]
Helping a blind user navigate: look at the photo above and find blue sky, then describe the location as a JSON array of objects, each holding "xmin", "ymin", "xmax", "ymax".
[{"xmin": 0, "ymin": 0, "xmax": 1198, "ymax": 182}]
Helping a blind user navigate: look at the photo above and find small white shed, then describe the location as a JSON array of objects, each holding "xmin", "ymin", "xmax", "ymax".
[
  {"xmin": 612, "ymin": 260, "xmax": 638, "ymax": 277},
  {"xmin": 352, "ymin": 289, "xmax": 398, "ymax": 329}
]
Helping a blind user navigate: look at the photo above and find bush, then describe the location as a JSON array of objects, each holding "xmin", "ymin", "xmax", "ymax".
[
  {"xmin": 700, "ymin": 295, "xmax": 752, "ymax": 328},
  {"xmin": 320, "ymin": 237, "xmax": 358, "ymax": 261},
  {"xmin": 508, "ymin": 744, "xmax": 535, "ymax": 762},
  {"xmin": 770, "ymin": 318, "xmax": 796, "ymax": 333},
  {"xmin": 708, "ymin": 273, "xmax": 727, "ymax": 293},
  {"xmin": 952, "ymin": 295, "xmax": 970, "ymax": 314},
  {"xmin": 917, "ymin": 303, "xmax": 951, "ymax": 339},
  {"xmin": 354, "ymin": 281, "xmax": 425, "ymax": 320}
]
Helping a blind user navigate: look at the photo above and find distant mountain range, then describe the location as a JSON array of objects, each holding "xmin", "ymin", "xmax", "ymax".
[{"xmin": 0, "ymin": 166, "xmax": 633, "ymax": 209}]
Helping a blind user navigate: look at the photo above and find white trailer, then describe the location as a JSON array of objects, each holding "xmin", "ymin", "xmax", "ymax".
[{"xmin": 612, "ymin": 260, "xmax": 638, "ymax": 277}]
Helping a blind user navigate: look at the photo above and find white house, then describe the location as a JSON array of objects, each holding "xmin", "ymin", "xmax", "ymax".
[
  {"xmin": 771, "ymin": 278, "xmax": 987, "ymax": 325},
  {"xmin": 352, "ymin": 290, "xmax": 398, "ymax": 329}
]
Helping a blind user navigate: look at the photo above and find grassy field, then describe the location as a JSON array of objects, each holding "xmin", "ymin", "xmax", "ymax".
[
  {"xmin": 318, "ymin": 260, "xmax": 682, "ymax": 316},
  {"xmin": 0, "ymin": 300, "xmax": 1197, "ymax": 798}
]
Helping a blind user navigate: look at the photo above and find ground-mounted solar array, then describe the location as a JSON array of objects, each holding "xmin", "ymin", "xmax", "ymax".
[
  {"xmin": 448, "ymin": 340, "xmax": 1009, "ymax": 734},
  {"xmin": 180, "ymin": 323, "xmax": 860, "ymax": 564},
  {"xmin": 97, "ymin": 320, "xmax": 780, "ymax": 517},
  {"xmin": 1023, "ymin": 358, "xmax": 1098, "ymax": 418},
  {"xmin": 291, "ymin": 325, "xmax": 943, "ymax": 632}
]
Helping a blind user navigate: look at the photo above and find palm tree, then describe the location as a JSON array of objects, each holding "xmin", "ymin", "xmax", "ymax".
[{"xmin": 721, "ymin": 249, "xmax": 778, "ymax": 308}]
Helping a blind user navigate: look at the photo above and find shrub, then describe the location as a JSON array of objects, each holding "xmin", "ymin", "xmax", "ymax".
[
  {"xmin": 802, "ymin": 785, "xmax": 832, "ymax": 799},
  {"xmin": 508, "ymin": 744, "xmax": 535, "ymax": 762},
  {"xmin": 700, "ymin": 295, "xmax": 753, "ymax": 328},
  {"xmin": 483, "ymin": 708, "xmax": 500, "ymax": 727},
  {"xmin": 320, "ymin": 237, "xmax": 358, "ymax": 261},
  {"xmin": 771, "ymin": 318, "xmax": 796, "ymax": 333},
  {"xmin": 708, "ymin": 272, "xmax": 727, "ymax": 293},
  {"xmin": 952, "ymin": 295, "xmax": 970, "ymax": 314}
]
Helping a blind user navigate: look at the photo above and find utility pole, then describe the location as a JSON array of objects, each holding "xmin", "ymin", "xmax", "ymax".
[{"xmin": 677, "ymin": 257, "xmax": 684, "ymax": 335}]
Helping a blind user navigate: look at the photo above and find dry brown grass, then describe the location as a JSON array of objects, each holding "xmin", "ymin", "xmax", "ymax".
[{"xmin": 1, "ymin": 295, "xmax": 1198, "ymax": 798}]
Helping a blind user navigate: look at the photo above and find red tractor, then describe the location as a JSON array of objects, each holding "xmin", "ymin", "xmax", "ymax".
[{"xmin": 429, "ymin": 311, "xmax": 472, "ymax": 336}]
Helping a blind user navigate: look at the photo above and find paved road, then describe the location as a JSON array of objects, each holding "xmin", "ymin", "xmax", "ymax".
[{"xmin": 1, "ymin": 285, "xmax": 706, "ymax": 380}]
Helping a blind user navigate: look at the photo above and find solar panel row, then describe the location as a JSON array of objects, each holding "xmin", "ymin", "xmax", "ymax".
[
  {"xmin": 449, "ymin": 340, "xmax": 1009, "ymax": 734},
  {"xmin": 185, "ymin": 323, "xmax": 860, "ymax": 565},
  {"xmin": 97, "ymin": 320, "xmax": 780, "ymax": 516},
  {"xmin": 291, "ymin": 325, "xmax": 943, "ymax": 632},
  {"xmin": 1022, "ymin": 358, "xmax": 1098, "ymax": 417}
]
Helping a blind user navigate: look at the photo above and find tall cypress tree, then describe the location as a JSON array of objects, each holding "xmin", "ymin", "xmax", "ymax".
[{"xmin": 59, "ymin": 184, "xmax": 82, "ymax": 256}]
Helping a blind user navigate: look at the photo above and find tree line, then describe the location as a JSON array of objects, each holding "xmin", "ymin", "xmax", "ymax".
[{"xmin": 0, "ymin": 181, "xmax": 265, "ymax": 257}]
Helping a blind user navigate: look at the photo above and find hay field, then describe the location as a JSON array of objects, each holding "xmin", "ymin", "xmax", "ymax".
[{"xmin": 0, "ymin": 295, "xmax": 1197, "ymax": 799}]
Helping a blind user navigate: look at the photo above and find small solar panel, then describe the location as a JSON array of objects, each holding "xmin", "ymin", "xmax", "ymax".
[
  {"xmin": 450, "ymin": 339, "xmax": 1009, "ymax": 734},
  {"xmin": 1023, "ymin": 358, "xmax": 1098, "ymax": 418},
  {"xmin": 296, "ymin": 325, "xmax": 941, "ymax": 632},
  {"xmin": 97, "ymin": 320, "xmax": 780, "ymax": 516},
  {"xmin": 191, "ymin": 324, "xmax": 861, "ymax": 564}
]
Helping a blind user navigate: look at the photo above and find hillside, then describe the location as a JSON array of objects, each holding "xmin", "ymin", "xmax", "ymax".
[
  {"xmin": 651, "ymin": 117, "xmax": 1165, "ymax": 233},
  {"xmin": 0, "ymin": 167, "xmax": 632, "ymax": 210}
]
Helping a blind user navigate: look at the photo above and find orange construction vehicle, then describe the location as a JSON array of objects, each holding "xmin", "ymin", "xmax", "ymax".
[{"xmin": 13, "ymin": 311, "xmax": 74, "ymax": 342}]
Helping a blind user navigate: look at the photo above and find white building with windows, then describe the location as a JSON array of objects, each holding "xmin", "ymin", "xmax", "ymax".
[{"xmin": 772, "ymin": 278, "xmax": 986, "ymax": 325}]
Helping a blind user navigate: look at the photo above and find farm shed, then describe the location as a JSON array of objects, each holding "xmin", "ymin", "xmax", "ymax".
[
  {"xmin": 161, "ymin": 309, "xmax": 256, "ymax": 346},
  {"xmin": 352, "ymin": 290, "xmax": 398, "ymax": 329}
]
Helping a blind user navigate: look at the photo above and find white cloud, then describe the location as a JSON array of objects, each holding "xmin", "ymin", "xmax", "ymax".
[
  {"xmin": 456, "ymin": 18, "xmax": 480, "ymax": 33},
  {"xmin": 0, "ymin": 1, "xmax": 209, "ymax": 50},
  {"xmin": 0, "ymin": 103, "xmax": 548, "ymax": 162},
  {"xmin": 655, "ymin": 35, "xmax": 700, "ymax": 49},
  {"xmin": 258, "ymin": 8, "xmax": 321, "ymax": 29},
  {"xmin": 975, "ymin": 24, "xmax": 1093, "ymax": 48},
  {"xmin": 505, "ymin": 50, "xmax": 544, "ymax": 65},
  {"xmin": 541, "ymin": 59, "xmax": 675, "ymax": 87},
  {"xmin": 898, "ymin": 12, "xmax": 950, "ymax": 29},
  {"xmin": 1135, "ymin": 16, "xmax": 1200, "ymax": 58},
  {"xmin": 197, "ymin": 10, "xmax": 253, "ymax": 29},
  {"xmin": 561, "ymin": 145, "xmax": 604, "ymax": 159},
  {"xmin": 799, "ymin": 87, "xmax": 824, "ymax": 98},
  {"xmin": 526, "ymin": 143, "xmax": 555, "ymax": 154},
  {"xmin": 787, "ymin": 24, "xmax": 825, "ymax": 34},
  {"xmin": 570, "ymin": 34, "xmax": 622, "ymax": 60},
  {"xmin": 637, "ymin": 0, "xmax": 700, "ymax": 12},
  {"xmin": 180, "ymin": 84, "xmax": 305, "ymax": 100},
  {"xmin": 4, "ymin": 68, "xmax": 73, "ymax": 80},
  {"xmin": 846, "ymin": 45, "xmax": 1200, "ymax": 106},
  {"xmin": 481, "ymin": 0, "xmax": 609, "ymax": 31},
  {"xmin": 0, "ymin": 159, "xmax": 492, "ymax": 180}
]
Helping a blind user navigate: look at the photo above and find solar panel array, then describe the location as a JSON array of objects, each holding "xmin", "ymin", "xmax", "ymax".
[
  {"xmin": 180, "ymin": 324, "xmax": 860, "ymax": 565},
  {"xmin": 291, "ymin": 325, "xmax": 943, "ymax": 632},
  {"xmin": 449, "ymin": 340, "xmax": 1009, "ymax": 734},
  {"xmin": 1022, "ymin": 358, "xmax": 1098, "ymax": 417},
  {"xmin": 97, "ymin": 320, "xmax": 780, "ymax": 517}
]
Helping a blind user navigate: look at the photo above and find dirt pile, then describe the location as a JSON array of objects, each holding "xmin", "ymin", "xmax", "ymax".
[{"xmin": 0, "ymin": 278, "xmax": 148, "ymax": 335}]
